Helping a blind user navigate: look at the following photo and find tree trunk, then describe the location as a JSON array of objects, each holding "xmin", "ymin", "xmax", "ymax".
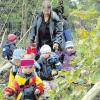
[{"xmin": 21, "ymin": 0, "xmax": 27, "ymax": 38}]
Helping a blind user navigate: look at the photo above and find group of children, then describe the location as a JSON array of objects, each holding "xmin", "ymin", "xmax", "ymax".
[{"xmin": 2, "ymin": 34, "xmax": 76, "ymax": 100}]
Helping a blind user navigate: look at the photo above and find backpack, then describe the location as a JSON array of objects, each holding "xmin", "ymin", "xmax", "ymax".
[
  {"xmin": 63, "ymin": 28, "xmax": 73, "ymax": 41},
  {"xmin": 53, "ymin": 5, "xmax": 74, "ymax": 42},
  {"xmin": 2, "ymin": 43, "xmax": 16, "ymax": 60}
]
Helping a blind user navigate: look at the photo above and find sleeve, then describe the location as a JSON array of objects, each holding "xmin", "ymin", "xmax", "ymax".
[
  {"xmin": 34, "ymin": 75, "xmax": 44, "ymax": 94},
  {"xmin": 13, "ymin": 75, "xmax": 26, "ymax": 92},
  {"xmin": 4, "ymin": 69, "xmax": 16, "ymax": 96},
  {"xmin": 8, "ymin": 69, "xmax": 15, "ymax": 88},
  {"xmin": 29, "ymin": 16, "xmax": 38, "ymax": 45},
  {"xmin": 55, "ymin": 61, "xmax": 62, "ymax": 71},
  {"xmin": 53, "ymin": 19, "xmax": 65, "ymax": 50}
]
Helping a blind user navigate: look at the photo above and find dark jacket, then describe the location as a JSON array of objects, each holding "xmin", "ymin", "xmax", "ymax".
[
  {"xmin": 29, "ymin": 11, "xmax": 65, "ymax": 50},
  {"xmin": 37, "ymin": 53, "xmax": 62, "ymax": 80},
  {"xmin": 2, "ymin": 41, "xmax": 16, "ymax": 60},
  {"xmin": 37, "ymin": 57, "xmax": 53, "ymax": 80}
]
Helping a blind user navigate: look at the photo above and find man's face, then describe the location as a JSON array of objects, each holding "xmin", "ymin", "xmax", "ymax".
[{"xmin": 42, "ymin": 5, "xmax": 51, "ymax": 16}]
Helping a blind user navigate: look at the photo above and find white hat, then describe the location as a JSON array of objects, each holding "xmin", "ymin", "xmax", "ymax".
[
  {"xmin": 65, "ymin": 41, "xmax": 74, "ymax": 48},
  {"xmin": 40, "ymin": 44, "xmax": 51, "ymax": 54}
]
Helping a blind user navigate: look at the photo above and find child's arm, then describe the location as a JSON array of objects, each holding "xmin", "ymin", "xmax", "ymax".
[
  {"xmin": 34, "ymin": 75, "xmax": 44, "ymax": 94},
  {"xmin": 7, "ymin": 69, "xmax": 15, "ymax": 88},
  {"xmin": 4, "ymin": 69, "xmax": 16, "ymax": 96}
]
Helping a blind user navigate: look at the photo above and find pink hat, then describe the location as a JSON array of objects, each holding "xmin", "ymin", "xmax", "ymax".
[
  {"xmin": 21, "ymin": 59, "xmax": 34, "ymax": 67},
  {"xmin": 7, "ymin": 34, "xmax": 17, "ymax": 42}
]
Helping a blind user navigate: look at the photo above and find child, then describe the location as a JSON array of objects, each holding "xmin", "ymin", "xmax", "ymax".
[
  {"xmin": 6, "ymin": 49, "xmax": 26, "ymax": 91},
  {"xmin": 2, "ymin": 34, "xmax": 17, "ymax": 60},
  {"xmin": 26, "ymin": 47, "xmax": 41, "ymax": 76},
  {"xmin": 4, "ymin": 59, "xmax": 44, "ymax": 100},
  {"xmin": 61, "ymin": 41, "xmax": 76, "ymax": 71},
  {"xmin": 37, "ymin": 44, "xmax": 62, "ymax": 99},
  {"xmin": 38, "ymin": 44, "xmax": 62, "ymax": 81}
]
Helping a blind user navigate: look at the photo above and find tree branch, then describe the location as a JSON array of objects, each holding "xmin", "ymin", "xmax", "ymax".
[{"xmin": 82, "ymin": 81, "xmax": 100, "ymax": 100}]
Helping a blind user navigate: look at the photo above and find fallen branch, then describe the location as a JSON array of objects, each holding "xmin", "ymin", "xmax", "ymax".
[
  {"xmin": 82, "ymin": 81, "xmax": 100, "ymax": 100},
  {"xmin": 0, "ymin": 60, "xmax": 13, "ymax": 73}
]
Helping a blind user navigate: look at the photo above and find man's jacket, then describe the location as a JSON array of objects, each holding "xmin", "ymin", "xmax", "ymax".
[{"xmin": 29, "ymin": 11, "xmax": 65, "ymax": 50}]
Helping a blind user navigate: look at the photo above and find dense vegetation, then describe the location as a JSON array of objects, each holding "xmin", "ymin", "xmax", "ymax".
[{"xmin": 0, "ymin": 0, "xmax": 100, "ymax": 99}]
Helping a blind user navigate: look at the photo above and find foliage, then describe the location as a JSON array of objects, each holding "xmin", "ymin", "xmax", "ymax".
[
  {"xmin": 0, "ymin": 0, "xmax": 99, "ymax": 99},
  {"xmin": 0, "ymin": 87, "xmax": 3, "ymax": 99},
  {"xmin": 48, "ymin": 0, "xmax": 100, "ymax": 99},
  {"xmin": 0, "ymin": 0, "xmax": 43, "ymax": 34}
]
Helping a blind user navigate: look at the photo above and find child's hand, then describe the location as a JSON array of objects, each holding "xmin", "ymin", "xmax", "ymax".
[
  {"xmin": 34, "ymin": 89, "xmax": 40, "ymax": 94},
  {"xmin": 52, "ymin": 69, "xmax": 58, "ymax": 76},
  {"xmin": 4, "ymin": 87, "xmax": 14, "ymax": 96},
  {"xmin": 4, "ymin": 91, "xmax": 10, "ymax": 95}
]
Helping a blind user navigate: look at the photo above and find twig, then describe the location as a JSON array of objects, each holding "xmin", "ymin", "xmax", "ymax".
[
  {"xmin": 0, "ymin": 0, "xmax": 19, "ymax": 33},
  {"xmin": 0, "ymin": 29, "xmax": 7, "ymax": 48},
  {"xmin": 16, "ymin": 26, "xmax": 32, "ymax": 46}
]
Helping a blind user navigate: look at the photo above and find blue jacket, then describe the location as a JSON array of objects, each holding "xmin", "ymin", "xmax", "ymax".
[
  {"xmin": 2, "ymin": 41, "xmax": 16, "ymax": 60},
  {"xmin": 37, "ymin": 53, "xmax": 62, "ymax": 80}
]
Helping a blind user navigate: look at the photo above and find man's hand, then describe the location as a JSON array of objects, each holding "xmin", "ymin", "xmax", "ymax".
[{"xmin": 53, "ymin": 43, "xmax": 59, "ymax": 51}]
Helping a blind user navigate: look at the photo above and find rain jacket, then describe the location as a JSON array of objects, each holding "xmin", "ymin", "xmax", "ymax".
[
  {"xmin": 4, "ymin": 71, "xmax": 44, "ymax": 100},
  {"xmin": 37, "ymin": 53, "xmax": 62, "ymax": 80},
  {"xmin": 7, "ymin": 65, "xmax": 19, "ymax": 89},
  {"xmin": 56, "ymin": 50, "xmax": 76, "ymax": 71}
]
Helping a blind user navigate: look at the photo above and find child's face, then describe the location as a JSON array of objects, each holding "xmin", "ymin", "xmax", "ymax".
[
  {"xmin": 66, "ymin": 47, "xmax": 74, "ymax": 52},
  {"xmin": 22, "ymin": 65, "xmax": 33, "ymax": 74},
  {"xmin": 14, "ymin": 59, "xmax": 21, "ymax": 66},
  {"xmin": 42, "ymin": 53, "xmax": 50, "ymax": 59},
  {"xmin": 13, "ymin": 38, "xmax": 17, "ymax": 43}
]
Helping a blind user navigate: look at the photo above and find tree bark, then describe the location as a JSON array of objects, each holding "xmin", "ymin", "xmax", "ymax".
[{"xmin": 82, "ymin": 81, "xmax": 100, "ymax": 100}]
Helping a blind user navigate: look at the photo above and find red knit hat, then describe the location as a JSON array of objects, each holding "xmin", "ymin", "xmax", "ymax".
[
  {"xmin": 26, "ymin": 46, "xmax": 37, "ymax": 55},
  {"xmin": 21, "ymin": 59, "xmax": 34, "ymax": 67},
  {"xmin": 7, "ymin": 34, "xmax": 17, "ymax": 42}
]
